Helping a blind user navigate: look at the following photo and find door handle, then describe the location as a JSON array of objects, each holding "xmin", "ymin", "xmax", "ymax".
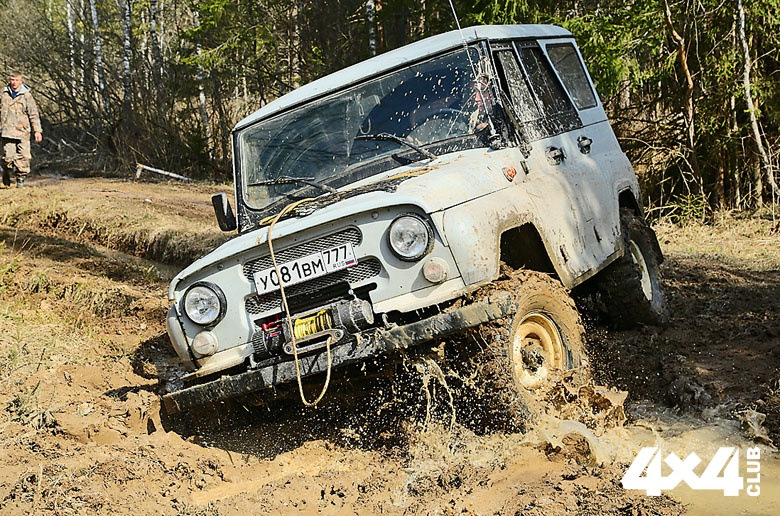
[
  {"xmin": 577, "ymin": 135, "xmax": 593, "ymax": 154},
  {"xmin": 546, "ymin": 146, "xmax": 565, "ymax": 165}
]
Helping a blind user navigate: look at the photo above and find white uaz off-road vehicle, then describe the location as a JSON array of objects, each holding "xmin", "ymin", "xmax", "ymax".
[{"xmin": 162, "ymin": 25, "xmax": 666, "ymax": 414}]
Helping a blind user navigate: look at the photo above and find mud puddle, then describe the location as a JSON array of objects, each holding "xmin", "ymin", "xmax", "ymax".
[
  {"xmin": 168, "ymin": 354, "xmax": 683, "ymax": 513},
  {"xmin": 165, "ymin": 333, "xmax": 778, "ymax": 514},
  {"xmin": 525, "ymin": 396, "xmax": 780, "ymax": 515},
  {"xmin": 622, "ymin": 402, "xmax": 779, "ymax": 515}
]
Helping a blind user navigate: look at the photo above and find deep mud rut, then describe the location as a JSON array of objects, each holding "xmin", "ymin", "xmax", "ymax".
[{"xmin": 0, "ymin": 177, "xmax": 778, "ymax": 514}]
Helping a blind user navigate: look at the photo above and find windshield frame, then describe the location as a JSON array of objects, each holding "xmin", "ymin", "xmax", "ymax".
[{"xmin": 235, "ymin": 43, "xmax": 496, "ymax": 218}]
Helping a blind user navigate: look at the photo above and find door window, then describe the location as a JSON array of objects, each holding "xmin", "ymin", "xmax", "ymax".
[
  {"xmin": 518, "ymin": 46, "xmax": 574, "ymax": 118},
  {"xmin": 495, "ymin": 49, "xmax": 540, "ymax": 122},
  {"xmin": 546, "ymin": 43, "xmax": 597, "ymax": 110},
  {"xmin": 492, "ymin": 43, "xmax": 581, "ymax": 140}
]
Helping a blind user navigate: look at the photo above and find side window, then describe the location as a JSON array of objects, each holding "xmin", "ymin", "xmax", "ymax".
[
  {"xmin": 492, "ymin": 42, "xmax": 582, "ymax": 140},
  {"xmin": 517, "ymin": 46, "xmax": 574, "ymax": 118},
  {"xmin": 546, "ymin": 43, "xmax": 597, "ymax": 110},
  {"xmin": 494, "ymin": 49, "xmax": 540, "ymax": 122}
]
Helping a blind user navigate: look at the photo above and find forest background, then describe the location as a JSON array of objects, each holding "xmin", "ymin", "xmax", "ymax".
[{"xmin": 1, "ymin": 0, "xmax": 778, "ymax": 216}]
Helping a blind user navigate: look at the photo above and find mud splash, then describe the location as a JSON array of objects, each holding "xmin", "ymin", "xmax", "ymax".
[{"xmin": 384, "ymin": 356, "xmax": 778, "ymax": 514}]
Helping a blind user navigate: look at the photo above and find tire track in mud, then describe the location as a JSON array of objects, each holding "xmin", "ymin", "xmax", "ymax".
[{"xmin": 0, "ymin": 177, "xmax": 228, "ymax": 267}]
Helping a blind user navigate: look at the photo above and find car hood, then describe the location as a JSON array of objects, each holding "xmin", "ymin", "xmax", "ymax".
[{"xmin": 170, "ymin": 146, "xmax": 523, "ymax": 298}]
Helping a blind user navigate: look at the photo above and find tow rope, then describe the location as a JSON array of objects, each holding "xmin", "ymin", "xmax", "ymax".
[{"xmin": 265, "ymin": 198, "xmax": 334, "ymax": 407}]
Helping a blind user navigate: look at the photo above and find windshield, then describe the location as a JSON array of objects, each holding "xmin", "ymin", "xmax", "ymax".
[{"xmin": 238, "ymin": 46, "xmax": 491, "ymax": 211}]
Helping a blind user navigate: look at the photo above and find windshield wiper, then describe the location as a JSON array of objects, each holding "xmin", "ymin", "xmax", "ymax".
[
  {"xmin": 355, "ymin": 133, "xmax": 437, "ymax": 160},
  {"xmin": 250, "ymin": 175, "xmax": 337, "ymax": 194}
]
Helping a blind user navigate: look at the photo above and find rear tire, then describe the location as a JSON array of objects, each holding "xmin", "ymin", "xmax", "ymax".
[{"xmin": 598, "ymin": 209, "xmax": 668, "ymax": 328}]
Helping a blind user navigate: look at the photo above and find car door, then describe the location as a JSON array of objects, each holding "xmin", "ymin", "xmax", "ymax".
[
  {"xmin": 541, "ymin": 38, "xmax": 627, "ymax": 257},
  {"xmin": 491, "ymin": 40, "xmax": 618, "ymax": 286}
]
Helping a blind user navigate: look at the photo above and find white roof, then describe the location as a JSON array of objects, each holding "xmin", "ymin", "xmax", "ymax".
[{"xmin": 234, "ymin": 24, "xmax": 571, "ymax": 130}]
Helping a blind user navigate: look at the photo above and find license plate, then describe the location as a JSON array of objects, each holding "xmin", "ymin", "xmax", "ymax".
[{"xmin": 253, "ymin": 243, "xmax": 357, "ymax": 295}]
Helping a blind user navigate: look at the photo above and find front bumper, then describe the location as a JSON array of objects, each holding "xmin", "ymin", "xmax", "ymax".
[{"xmin": 161, "ymin": 291, "xmax": 516, "ymax": 414}]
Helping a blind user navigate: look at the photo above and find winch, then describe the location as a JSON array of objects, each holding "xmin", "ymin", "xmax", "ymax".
[{"xmin": 252, "ymin": 298, "xmax": 374, "ymax": 360}]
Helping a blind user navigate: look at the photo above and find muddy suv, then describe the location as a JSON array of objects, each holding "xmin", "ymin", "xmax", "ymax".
[{"xmin": 162, "ymin": 25, "xmax": 666, "ymax": 414}]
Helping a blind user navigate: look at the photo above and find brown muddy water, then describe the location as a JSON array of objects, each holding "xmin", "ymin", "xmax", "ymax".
[{"xmin": 618, "ymin": 404, "xmax": 779, "ymax": 515}]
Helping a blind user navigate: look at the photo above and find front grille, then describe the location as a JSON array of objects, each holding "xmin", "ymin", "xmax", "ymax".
[
  {"xmin": 242, "ymin": 227, "xmax": 362, "ymax": 281},
  {"xmin": 245, "ymin": 258, "xmax": 381, "ymax": 315}
]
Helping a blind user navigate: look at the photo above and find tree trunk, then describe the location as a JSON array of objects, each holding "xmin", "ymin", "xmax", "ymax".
[
  {"xmin": 192, "ymin": 10, "xmax": 213, "ymax": 158},
  {"xmin": 289, "ymin": 1, "xmax": 301, "ymax": 89},
  {"xmin": 88, "ymin": 0, "xmax": 108, "ymax": 114},
  {"xmin": 418, "ymin": 0, "xmax": 425, "ymax": 36},
  {"xmin": 120, "ymin": 0, "xmax": 132, "ymax": 113},
  {"xmin": 729, "ymin": 15, "xmax": 742, "ymax": 209},
  {"xmin": 662, "ymin": 0, "xmax": 700, "ymax": 180},
  {"xmin": 159, "ymin": 0, "xmax": 166, "ymax": 58},
  {"xmin": 736, "ymin": 0, "xmax": 777, "ymax": 207},
  {"xmin": 78, "ymin": 0, "xmax": 86, "ymax": 93},
  {"xmin": 366, "ymin": 0, "xmax": 377, "ymax": 56},
  {"xmin": 211, "ymin": 71, "xmax": 230, "ymax": 165},
  {"xmin": 729, "ymin": 94, "xmax": 741, "ymax": 208},
  {"xmin": 149, "ymin": 0, "xmax": 165, "ymax": 118},
  {"xmin": 65, "ymin": 0, "xmax": 78, "ymax": 91}
]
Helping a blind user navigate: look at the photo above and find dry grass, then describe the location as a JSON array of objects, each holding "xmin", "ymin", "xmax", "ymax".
[
  {"xmin": 654, "ymin": 211, "xmax": 780, "ymax": 271},
  {"xmin": 0, "ymin": 237, "xmax": 167, "ymax": 396},
  {"xmin": 0, "ymin": 178, "xmax": 222, "ymax": 426},
  {"xmin": 0, "ymin": 178, "xmax": 229, "ymax": 266}
]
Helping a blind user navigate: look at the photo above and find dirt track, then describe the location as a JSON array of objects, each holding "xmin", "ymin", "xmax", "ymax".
[{"xmin": 0, "ymin": 177, "xmax": 777, "ymax": 514}]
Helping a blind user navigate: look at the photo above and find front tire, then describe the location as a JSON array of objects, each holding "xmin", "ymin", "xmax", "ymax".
[
  {"xmin": 481, "ymin": 270, "xmax": 589, "ymax": 427},
  {"xmin": 598, "ymin": 209, "xmax": 668, "ymax": 328}
]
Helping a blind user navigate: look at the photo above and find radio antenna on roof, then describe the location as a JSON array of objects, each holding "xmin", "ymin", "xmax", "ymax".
[
  {"xmin": 448, "ymin": 0, "xmax": 475, "ymax": 70},
  {"xmin": 447, "ymin": 0, "xmax": 502, "ymax": 149},
  {"xmin": 448, "ymin": 0, "xmax": 466, "ymax": 36}
]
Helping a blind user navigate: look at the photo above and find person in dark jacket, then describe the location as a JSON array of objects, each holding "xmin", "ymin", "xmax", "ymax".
[{"xmin": 1, "ymin": 71, "xmax": 42, "ymax": 188}]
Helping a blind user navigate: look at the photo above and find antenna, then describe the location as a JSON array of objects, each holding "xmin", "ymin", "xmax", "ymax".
[
  {"xmin": 448, "ymin": 0, "xmax": 476, "ymax": 73},
  {"xmin": 448, "ymin": 0, "xmax": 466, "ymax": 39},
  {"xmin": 447, "ymin": 0, "xmax": 501, "ymax": 149}
]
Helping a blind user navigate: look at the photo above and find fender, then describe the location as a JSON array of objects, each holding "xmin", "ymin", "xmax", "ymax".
[{"xmin": 441, "ymin": 187, "xmax": 579, "ymax": 288}]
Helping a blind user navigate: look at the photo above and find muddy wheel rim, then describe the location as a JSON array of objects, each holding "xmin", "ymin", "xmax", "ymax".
[
  {"xmin": 628, "ymin": 239, "xmax": 653, "ymax": 301},
  {"xmin": 511, "ymin": 312, "xmax": 565, "ymax": 390}
]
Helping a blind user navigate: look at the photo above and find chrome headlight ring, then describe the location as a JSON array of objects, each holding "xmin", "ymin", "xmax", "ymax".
[
  {"xmin": 182, "ymin": 282, "xmax": 227, "ymax": 327},
  {"xmin": 387, "ymin": 213, "xmax": 433, "ymax": 261}
]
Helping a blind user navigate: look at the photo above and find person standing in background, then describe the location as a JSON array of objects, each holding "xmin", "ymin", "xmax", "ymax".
[{"xmin": 1, "ymin": 71, "xmax": 42, "ymax": 188}]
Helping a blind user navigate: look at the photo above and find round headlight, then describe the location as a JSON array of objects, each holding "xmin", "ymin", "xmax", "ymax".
[
  {"xmin": 388, "ymin": 214, "xmax": 432, "ymax": 261},
  {"xmin": 183, "ymin": 283, "xmax": 225, "ymax": 326}
]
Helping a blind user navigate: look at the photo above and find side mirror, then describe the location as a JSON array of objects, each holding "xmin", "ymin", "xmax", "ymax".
[{"xmin": 212, "ymin": 193, "xmax": 237, "ymax": 232}]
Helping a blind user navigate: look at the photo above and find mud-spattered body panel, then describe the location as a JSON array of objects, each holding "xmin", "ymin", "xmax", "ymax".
[{"xmin": 163, "ymin": 24, "xmax": 648, "ymax": 409}]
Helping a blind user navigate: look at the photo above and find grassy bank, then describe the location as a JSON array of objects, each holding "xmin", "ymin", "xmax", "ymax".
[{"xmin": 0, "ymin": 177, "xmax": 228, "ymax": 267}]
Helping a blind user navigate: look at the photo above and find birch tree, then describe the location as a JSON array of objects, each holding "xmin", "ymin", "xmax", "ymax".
[
  {"xmin": 366, "ymin": 0, "xmax": 377, "ymax": 56},
  {"xmin": 737, "ymin": 0, "xmax": 778, "ymax": 206},
  {"xmin": 192, "ymin": 8, "xmax": 213, "ymax": 158},
  {"xmin": 149, "ymin": 0, "xmax": 165, "ymax": 117},
  {"xmin": 65, "ymin": 0, "xmax": 78, "ymax": 91},
  {"xmin": 120, "ymin": 0, "xmax": 132, "ymax": 112},
  {"xmin": 88, "ymin": 0, "xmax": 108, "ymax": 114}
]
